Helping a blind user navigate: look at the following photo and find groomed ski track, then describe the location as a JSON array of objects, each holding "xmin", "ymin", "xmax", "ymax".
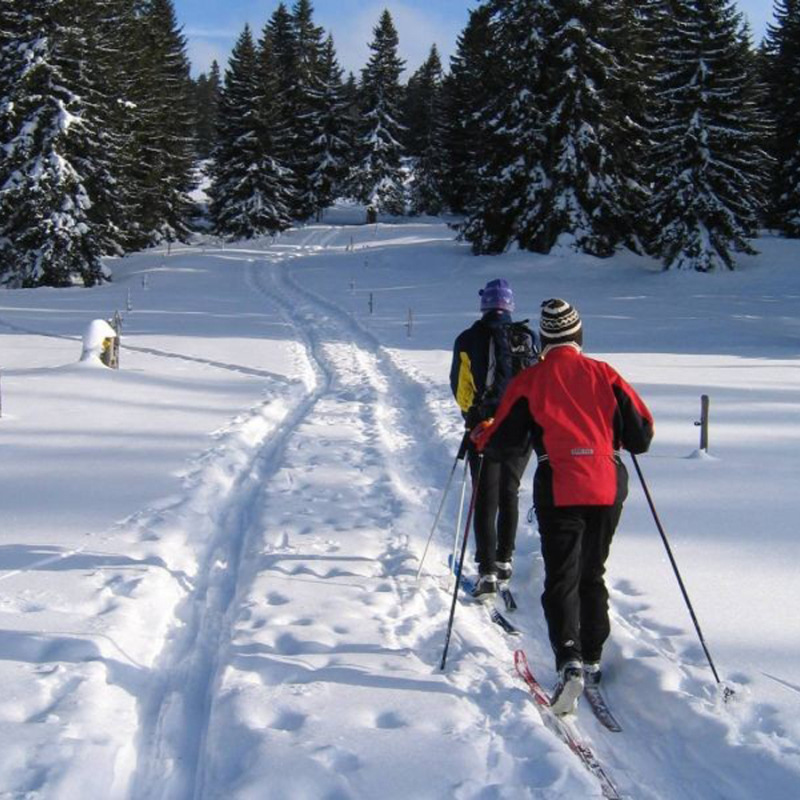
[
  {"xmin": 124, "ymin": 225, "xmax": 611, "ymax": 800},
  {"xmin": 117, "ymin": 221, "xmax": 800, "ymax": 799}
]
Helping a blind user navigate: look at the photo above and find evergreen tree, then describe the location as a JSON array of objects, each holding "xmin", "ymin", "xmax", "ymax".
[
  {"xmin": 524, "ymin": 0, "xmax": 645, "ymax": 255},
  {"xmin": 649, "ymin": 0, "xmax": 768, "ymax": 270},
  {"xmin": 0, "ymin": 0, "xmax": 22, "ymax": 146},
  {"xmin": 351, "ymin": 10, "xmax": 407, "ymax": 216},
  {"xmin": 126, "ymin": 0, "xmax": 196, "ymax": 246},
  {"xmin": 404, "ymin": 45, "xmax": 441, "ymax": 156},
  {"xmin": 763, "ymin": 0, "xmax": 800, "ymax": 235},
  {"xmin": 72, "ymin": 0, "xmax": 139, "ymax": 257},
  {"xmin": 407, "ymin": 46, "xmax": 448, "ymax": 215},
  {"xmin": 210, "ymin": 25, "xmax": 292, "ymax": 238},
  {"xmin": 441, "ymin": 4, "xmax": 497, "ymax": 214},
  {"xmin": 304, "ymin": 36, "xmax": 351, "ymax": 218},
  {"xmin": 462, "ymin": 0, "xmax": 550, "ymax": 254},
  {"xmin": 0, "ymin": 0, "xmax": 108, "ymax": 286},
  {"xmin": 263, "ymin": 3, "xmax": 297, "ymax": 167},
  {"xmin": 194, "ymin": 61, "xmax": 221, "ymax": 160},
  {"xmin": 288, "ymin": 0, "xmax": 330, "ymax": 219}
]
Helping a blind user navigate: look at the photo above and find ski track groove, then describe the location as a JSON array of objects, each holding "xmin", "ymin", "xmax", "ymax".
[{"xmin": 132, "ymin": 228, "xmax": 453, "ymax": 800}]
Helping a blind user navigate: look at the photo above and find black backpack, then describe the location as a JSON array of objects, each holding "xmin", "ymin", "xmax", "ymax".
[
  {"xmin": 483, "ymin": 319, "xmax": 538, "ymax": 408},
  {"xmin": 506, "ymin": 319, "xmax": 538, "ymax": 375}
]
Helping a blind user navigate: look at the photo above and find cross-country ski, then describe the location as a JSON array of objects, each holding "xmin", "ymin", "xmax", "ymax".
[{"xmin": 514, "ymin": 650, "xmax": 623, "ymax": 800}]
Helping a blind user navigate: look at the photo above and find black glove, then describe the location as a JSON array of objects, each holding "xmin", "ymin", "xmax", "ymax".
[{"xmin": 465, "ymin": 404, "xmax": 492, "ymax": 430}]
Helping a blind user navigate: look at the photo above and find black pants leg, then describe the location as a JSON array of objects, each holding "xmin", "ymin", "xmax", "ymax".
[
  {"xmin": 536, "ymin": 504, "xmax": 621, "ymax": 669},
  {"xmin": 469, "ymin": 451, "xmax": 529, "ymax": 574},
  {"xmin": 496, "ymin": 453, "xmax": 530, "ymax": 562},
  {"xmin": 469, "ymin": 452, "xmax": 500, "ymax": 573},
  {"xmin": 579, "ymin": 505, "xmax": 621, "ymax": 662}
]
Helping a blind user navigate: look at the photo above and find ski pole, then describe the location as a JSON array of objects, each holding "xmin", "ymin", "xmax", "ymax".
[
  {"xmin": 451, "ymin": 457, "xmax": 470, "ymax": 578},
  {"xmin": 415, "ymin": 432, "xmax": 470, "ymax": 582},
  {"xmin": 440, "ymin": 453, "xmax": 483, "ymax": 671},
  {"xmin": 630, "ymin": 453, "xmax": 730, "ymax": 695}
]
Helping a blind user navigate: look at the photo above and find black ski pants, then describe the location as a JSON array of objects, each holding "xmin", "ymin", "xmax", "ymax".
[
  {"xmin": 536, "ymin": 503, "xmax": 623, "ymax": 670},
  {"xmin": 468, "ymin": 449, "xmax": 530, "ymax": 575}
]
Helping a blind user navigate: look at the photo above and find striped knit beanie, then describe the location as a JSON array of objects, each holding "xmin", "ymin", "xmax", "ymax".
[
  {"xmin": 540, "ymin": 298, "xmax": 582, "ymax": 345},
  {"xmin": 479, "ymin": 278, "xmax": 515, "ymax": 313}
]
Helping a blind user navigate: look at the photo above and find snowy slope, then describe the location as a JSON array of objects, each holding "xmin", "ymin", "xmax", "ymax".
[{"xmin": 0, "ymin": 208, "xmax": 798, "ymax": 798}]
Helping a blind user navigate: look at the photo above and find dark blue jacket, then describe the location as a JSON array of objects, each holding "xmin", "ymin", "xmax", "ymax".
[{"xmin": 450, "ymin": 310, "xmax": 517, "ymax": 423}]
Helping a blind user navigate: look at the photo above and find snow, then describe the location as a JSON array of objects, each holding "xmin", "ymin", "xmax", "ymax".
[
  {"xmin": 0, "ymin": 206, "xmax": 798, "ymax": 798},
  {"xmin": 80, "ymin": 318, "xmax": 117, "ymax": 364}
]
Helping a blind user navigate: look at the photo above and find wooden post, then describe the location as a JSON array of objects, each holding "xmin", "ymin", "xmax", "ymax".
[
  {"xmin": 126, "ymin": 289, "xmax": 132, "ymax": 312},
  {"xmin": 369, "ymin": 292, "xmax": 374, "ymax": 314},
  {"xmin": 111, "ymin": 311, "xmax": 122, "ymax": 369},
  {"xmin": 695, "ymin": 394, "xmax": 710, "ymax": 451},
  {"xmin": 406, "ymin": 308, "xmax": 413, "ymax": 337}
]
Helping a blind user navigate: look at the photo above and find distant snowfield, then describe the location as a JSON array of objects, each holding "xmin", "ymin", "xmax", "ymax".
[{"xmin": 0, "ymin": 207, "xmax": 798, "ymax": 799}]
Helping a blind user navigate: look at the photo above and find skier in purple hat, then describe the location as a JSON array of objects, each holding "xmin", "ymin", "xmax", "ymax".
[{"xmin": 449, "ymin": 279, "xmax": 537, "ymax": 598}]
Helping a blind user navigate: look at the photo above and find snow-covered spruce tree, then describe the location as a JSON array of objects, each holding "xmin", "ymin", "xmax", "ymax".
[
  {"xmin": 0, "ymin": 0, "xmax": 22, "ymax": 146},
  {"xmin": 125, "ymin": 0, "xmax": 195, "ymax": 246},
  {"xmin": 0, "ymin": 0, "xmax": 108, "ymax": 287},
  {"xmin": 406, "ymin": 45, "xmax": 448, "ymax": 216},
  {"xmin": 194, "ymin": 61, "xmax": 221, "ymax": 160},
  {"xmin": 209, "ymin": 25, "xmax": 292, "ymax": 239},
  {"xmin": 350, "ymin": 10, "xmax": 407, "ymax": 216},
  {"xmin": 288, "ymin": 0, "xmax": 330, "ymax": 220},
  {"xmin": 763, "ymin": 0, "xmax": 800, "ymax": 235},
  {"xmin": 261, "ymin": 4, "xmax": 298, "ymax": 182},
  {"xmin": 404, "ymin": 45, "xmax": 441, "ymax": 156},
  {"xmin": 70, "ymin": 0, "xmax": 141, "ymax": 258},
  {"xmin": 461, "ymin": 0, "xmax": 551, "ymax": 254},
  {"xmin": 441, "ymin": 3, "xmax": 498, "ymax": 215},
  {"xmin": 649, "ymin": 0, "xmax": 769, "ymax": 271},
  {"xmin": 525, "ymin": 0, "xmax": 646, "ymax": 255},
  {"xmin": 304, "ymin": 36, "xmax": 352, "ymax": 219},
  {"xmin": 0, "ymin": 0, "xmax": 27, "ymax": 274},
  {"xmin": 602, "ymin": 0, "xmax": 659, "ymax": 252}
]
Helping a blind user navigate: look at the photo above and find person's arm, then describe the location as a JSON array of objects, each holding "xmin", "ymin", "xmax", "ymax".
[
  {"xmin": 611, "ymin": 372, "xmax": 654, "ymax": 454},
  {"xmin": 472, "ymin": 369, "xmax": 533, "ymax": 453},
  {"xmin": 451, "ymin": 337, "xmax": 478, "ymax": 417}
]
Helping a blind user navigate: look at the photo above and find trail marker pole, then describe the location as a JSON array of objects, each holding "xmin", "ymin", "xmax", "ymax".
[{"xmin": 694, "ymin": 395, "xmax": 710, "ymax": 452}]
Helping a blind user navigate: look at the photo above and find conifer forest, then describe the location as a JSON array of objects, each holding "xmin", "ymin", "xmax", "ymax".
[{"xmin": 0, "ymin": 0, "xmax": 797, "ymax": 287}]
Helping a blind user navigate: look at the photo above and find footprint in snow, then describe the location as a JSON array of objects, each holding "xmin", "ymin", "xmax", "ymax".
[
  {"xmin": 271, "ymin": 709, "xmax": 307, "ymax": 732},
  {"xmin": 374, "ymin": 711, "xmax": 408, "ymax": 729},
  {"xmin": 312, "ymin": 745, "xmax": 361, "ymax": 774}
]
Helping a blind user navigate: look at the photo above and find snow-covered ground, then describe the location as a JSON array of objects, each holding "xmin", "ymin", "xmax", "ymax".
[{"xmin": 0, "ymin": 206, "xmax": 799, "ymax": 799}]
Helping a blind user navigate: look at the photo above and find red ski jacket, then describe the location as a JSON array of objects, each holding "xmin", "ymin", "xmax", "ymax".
[{"xmin": 473, "ymin": 344, "xmax": 654, "ymax": 507}]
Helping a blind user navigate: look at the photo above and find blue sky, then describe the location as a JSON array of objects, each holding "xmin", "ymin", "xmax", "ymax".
[{"xmin": 174, "ymin": 0, "xmax": 774, "ymax": 78}]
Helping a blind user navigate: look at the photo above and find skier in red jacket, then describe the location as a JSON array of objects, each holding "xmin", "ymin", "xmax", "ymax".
[{"xmin": 472, "ymin": 298, "xmax": 654, "ymax": 714}]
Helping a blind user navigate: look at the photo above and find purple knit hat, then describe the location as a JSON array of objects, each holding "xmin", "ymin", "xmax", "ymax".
[{"xmin": 479, "ymin": 278, "xmax": 515, "ymax": 313}]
